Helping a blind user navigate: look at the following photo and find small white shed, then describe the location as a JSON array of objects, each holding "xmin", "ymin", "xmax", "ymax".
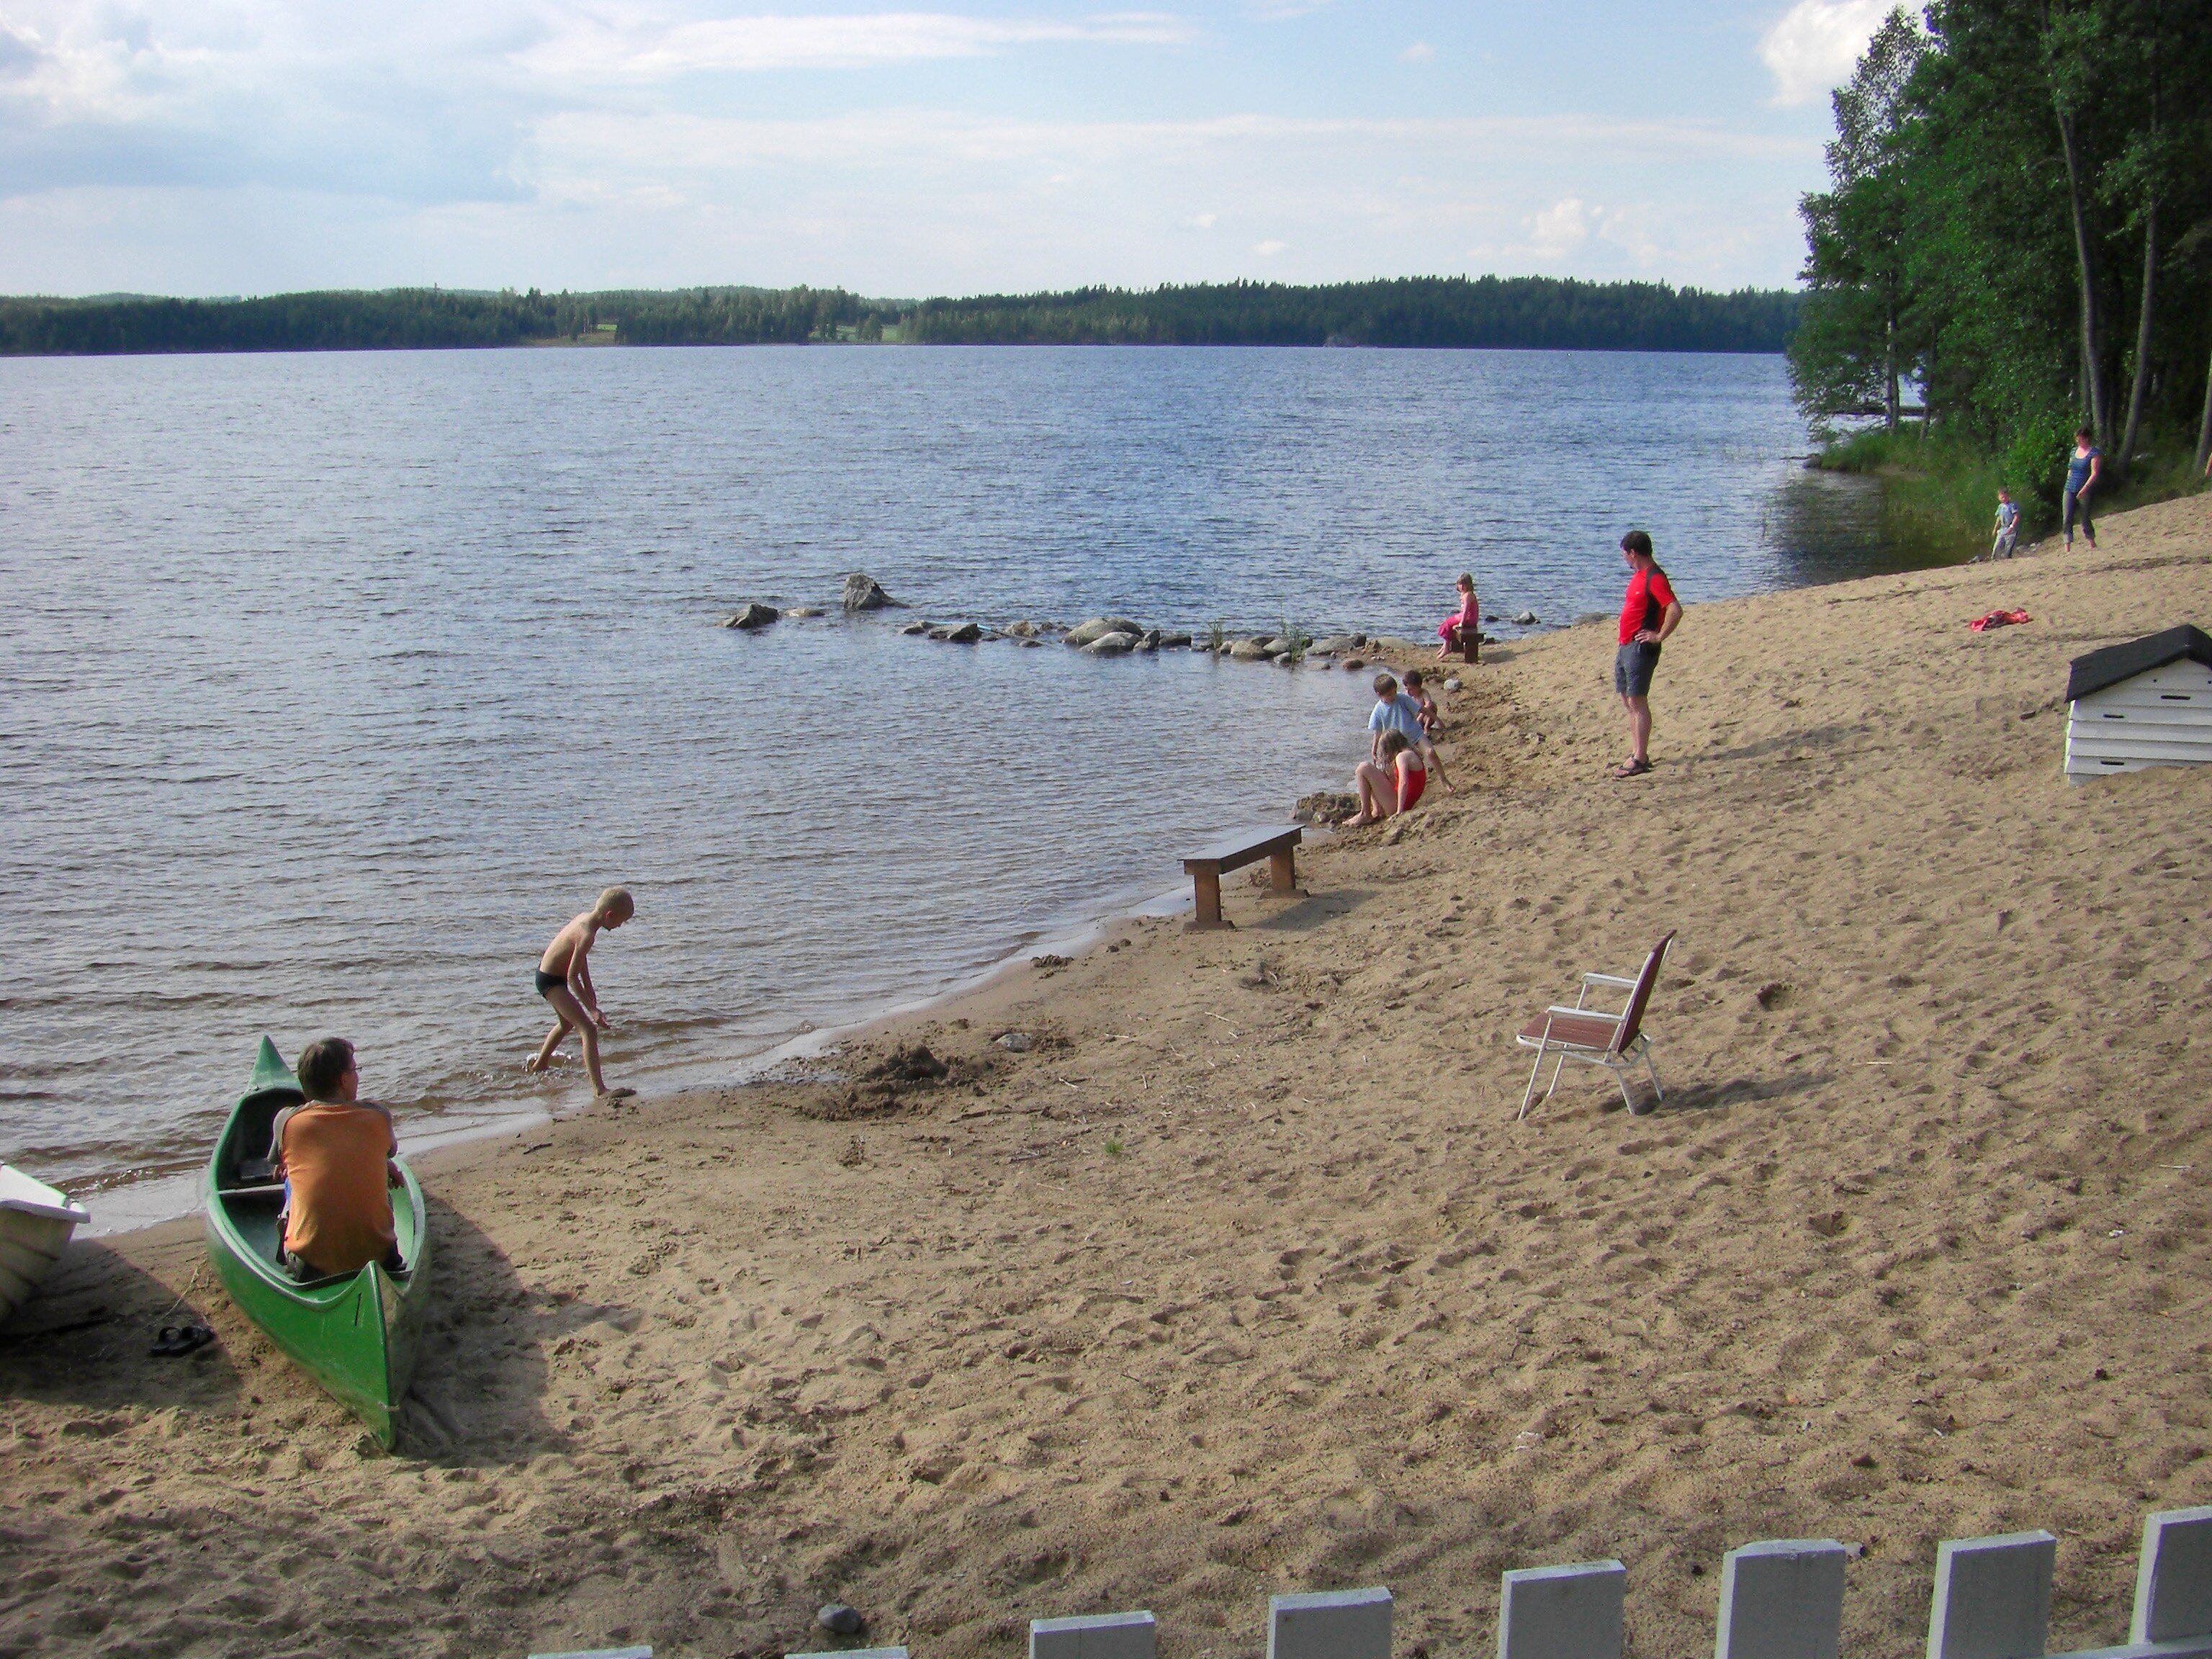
[{"xmin": 2064, "ymin": 624, "xmax": 2212, "ymax": 783}]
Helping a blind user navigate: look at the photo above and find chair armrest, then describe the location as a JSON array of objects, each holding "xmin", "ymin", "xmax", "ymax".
[
  {"xmin": 1547, "ymin": 1004, "xmax": 1619, "ymax": 1020},
  {"xmin": 1583, "ymin": 973, "xmax": 1639, "ymax": 989}
]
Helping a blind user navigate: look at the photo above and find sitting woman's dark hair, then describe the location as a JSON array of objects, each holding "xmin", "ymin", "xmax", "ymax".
[{"xmin": 297, "ymin": 1037, "xmax": 356, "ymax": 1100}]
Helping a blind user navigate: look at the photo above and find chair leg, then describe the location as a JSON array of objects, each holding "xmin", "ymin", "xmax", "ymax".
[
  {"xmin": 1643, "ymin": 1048, "xmax": 1665, "ymax": 1103},
  {"xmin": 1611, "ymin": 1061, "xmax": 1637, "ymax": 1115},
  {"xmin": 1545, "ymin": 1052, "xmax": 1568, "ymax": 1100},
  {"xmin": 1519, "ymin": 1047, "xmax": 1548, "ymax": 1120}
]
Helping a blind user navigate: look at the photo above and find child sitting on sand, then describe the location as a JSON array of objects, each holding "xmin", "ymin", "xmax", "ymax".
[
  {"xmin": 527, "ymin": 887, "xmax": 637, "ymax": 1101},
  {"xmin": 1347, "ymin": 729, "xmax": 1426, "ymax": 827},
  {"xmin": 1437, "ymin": 572, "xmax": 1480, "ymax": 663},
  {"xmin": 1399, "ymin": 670, "xmax": 1455, "ymax": 793}
]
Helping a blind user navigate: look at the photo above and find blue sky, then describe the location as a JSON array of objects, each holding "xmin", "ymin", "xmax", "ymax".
[{"xmin": 0, "ymin": 0, "xmax": 1895, "ymax": 297}]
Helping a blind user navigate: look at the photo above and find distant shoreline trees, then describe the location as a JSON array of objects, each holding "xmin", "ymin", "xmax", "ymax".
[{"xmin": 0, "ymin": 276, "xmax": 1798, "ymax": 359}]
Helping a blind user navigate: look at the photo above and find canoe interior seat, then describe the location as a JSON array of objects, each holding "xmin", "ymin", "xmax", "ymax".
[{"xmin": 217, "ymin": 1084, "xmax": 302, "ymax": 1190}]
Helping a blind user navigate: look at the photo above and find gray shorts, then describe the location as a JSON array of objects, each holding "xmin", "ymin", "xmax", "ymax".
[{"xmin": 1615, "ymin": 642, "xmax": 1661, "ymax": 698}]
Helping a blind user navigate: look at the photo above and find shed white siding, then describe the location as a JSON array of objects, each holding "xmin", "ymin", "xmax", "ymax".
[{"xmin": 2066, "ymin": 659, "xmax": 2212, "ymax": 782}]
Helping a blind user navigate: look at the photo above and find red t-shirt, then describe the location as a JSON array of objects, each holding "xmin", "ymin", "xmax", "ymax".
[{"xmin": 1619, "ymin": 565, "xmax": 1678, "ymax": 644}]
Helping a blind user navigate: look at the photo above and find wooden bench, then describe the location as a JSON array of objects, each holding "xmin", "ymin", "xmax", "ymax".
[{"xmin": 1182, "ymin": 825, "xmax": 1303, "ymax": 930}]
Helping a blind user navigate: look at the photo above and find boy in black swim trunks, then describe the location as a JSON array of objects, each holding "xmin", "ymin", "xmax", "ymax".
[
  {"xmin": 527, "ymin": 887, "xmax": 635, "ymax": 1100},
  {"xmin": 1612, "ymin": 529, "xmax": 1683, "ymax": 779}
]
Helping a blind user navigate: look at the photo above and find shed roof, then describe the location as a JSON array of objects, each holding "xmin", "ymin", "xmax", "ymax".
[{"xmin": 2065, "ymin": 624, "xmax": 2212, "ymax": 703}]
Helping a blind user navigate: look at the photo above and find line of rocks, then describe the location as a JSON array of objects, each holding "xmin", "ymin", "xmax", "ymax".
[{"xmin": 719, "ymin": 572, "xmax": 1547, "ymax": 657}]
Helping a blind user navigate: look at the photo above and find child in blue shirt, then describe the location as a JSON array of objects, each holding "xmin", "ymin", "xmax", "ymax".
[
  {"xmin": 1988, "ymin": 487, "xmax": 2019, "ymax": 560},
  {"xmin": 1368, "ymin": 673, "xmax": 1454, "ymax": 792}
]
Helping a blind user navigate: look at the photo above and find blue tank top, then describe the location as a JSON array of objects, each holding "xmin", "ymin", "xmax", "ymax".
[{"xmin": 2067, "ymin": 447, "xmax": 2100, "ymax": 493}]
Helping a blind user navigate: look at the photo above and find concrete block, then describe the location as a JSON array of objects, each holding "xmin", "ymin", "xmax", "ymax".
[
  {"xmin": 1268, "ymin": 1586, "xmax": 1393, "ymax": 1659},
  {"xmin": 2134, "ymin": 1507, "xmax": 2212, "ymax": 1644},
  {"xmin": 1033, "ymin": 1611, "xmax": 1157, "ymax": 1659},
  {"xmin": 1499, "ymin": 1560, "xmax": 1626, "ymax": 1659},
  {"xmin": 1715, "ymin": 1539, "xmax": 1847, "ymax": 1659},
  {"xmin": 1927, "ymin": 1532, "xmax": 2055, "ymax": 1659}
]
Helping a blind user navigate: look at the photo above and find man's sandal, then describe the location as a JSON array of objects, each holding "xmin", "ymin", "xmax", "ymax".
[{"xmin": 1609, "ymin": 759, "xmax": 1653, "ymax": 780}]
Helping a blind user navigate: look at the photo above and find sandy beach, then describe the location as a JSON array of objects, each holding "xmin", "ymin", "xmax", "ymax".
[{"xmin": 6, "ymin": 492, "xmax": 2210, "ymax": 1659}]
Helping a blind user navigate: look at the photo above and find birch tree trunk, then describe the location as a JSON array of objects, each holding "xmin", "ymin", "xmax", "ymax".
[
  {"xmin": 2057, "ymin": 106, "xmax": 2113, "ymax": 446},
  {"xmin": 2197, "ymin": 335, "xmax": 2212, "ymax": 477},
  {"xmin": 2118, "ymin": 199, "xmax": 2154, "ymax": 476}
]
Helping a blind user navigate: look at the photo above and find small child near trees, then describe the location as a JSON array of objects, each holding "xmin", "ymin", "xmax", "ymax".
[{"xmin": 1988, "ymin": 487, "xmax": 2020, "ymax": 560}]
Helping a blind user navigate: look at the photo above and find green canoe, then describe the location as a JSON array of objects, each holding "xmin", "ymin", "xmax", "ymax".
[{"xmin": 204, "ymin": 1037, "xmax": 431, "ymax": 1447}]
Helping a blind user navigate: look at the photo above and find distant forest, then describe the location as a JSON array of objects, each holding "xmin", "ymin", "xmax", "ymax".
[{"xmin": 0, "ymin": 276, "xmax": 1798, "ymax": 357}]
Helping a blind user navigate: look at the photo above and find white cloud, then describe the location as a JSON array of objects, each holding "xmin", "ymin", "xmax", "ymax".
[
  {"xmin": 1252, "ymin": 238, "xmax": 1285, "ymax": 255},
  {"xmin": 1401, "ymin": 42, "xmax": 1433, "ymax": 63},
  {"xmin": 1521, "ymin": 196, "xmax": 1593, "ymax": 258},
  {"xmin": 1184, "ymin": 210, "xmax": 1216, "ymax": 228},
  {"xmin": 1509, "ymin": 195, "xmax": 1660, "ymax": 267},
  {"xmin": 1758, "ymin": 0, "xmax": 1892, "ymax": 106},
  {"xmin": 519, "ymin": 11, "xmax": 1197, "ymax": 81}
]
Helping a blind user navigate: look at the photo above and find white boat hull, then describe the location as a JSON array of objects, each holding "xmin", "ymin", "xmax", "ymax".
[{"xmin": 0, "ymin": 1166, "xmax": 91, "ymax": 1326}]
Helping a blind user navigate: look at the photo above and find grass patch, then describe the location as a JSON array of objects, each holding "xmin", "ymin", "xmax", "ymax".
[{"xmin": 1812, "ymin": 423, "xmax": 2208, "ymax": 551}]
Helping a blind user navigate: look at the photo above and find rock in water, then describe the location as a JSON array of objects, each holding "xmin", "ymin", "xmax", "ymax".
[
  {"xmin": 842, "ymin": 573, "xmax": 902, "ymax": 611},
  {"xmin": 899, "ymin": 621, "xmax": 930, "ymax": 636},
  {"xmin": 930, "ymin": 621, "xmax": 982, "ymax": 643},
  {"xmin": 1082, "ymin": 633, "xmax": 1138, "ymax": 657},
  {"xmin": 1066, "ymin": 616, "xmax": 1144, "ymax": 647},
  {"xmin": 1310, "ymin": 634, "xmax": 1363, "ymax": 655},
  {"xmin": 817, "ymin": 1604, "xmax": 865, "ymax": 1636},
  {"xmin": 1228, "ymin": 639, "xmax": 1275, "ymax": 660},
  {"xmin": 782, "ymin": 606, "xmax": 823, "ymax": 618},
  {"xmin": 1513, "ymin": 610, "xmax": 1539, "ymax": 626},
  {"xmin": 1156, "ymin": 630, "xmax": 1192, "ymax": 648},
  {"xmin": 1006, "ymin": 620, "xmax": 1040, "ymax": 638},
  {"xmin": 723, "ymin": 603, "xmax": 779, "ymax": 630}
]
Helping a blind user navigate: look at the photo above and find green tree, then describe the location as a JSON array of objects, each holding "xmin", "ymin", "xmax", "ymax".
[{"xmin": 1789, "ymin": 9, "xmax": 1929, "ymax": 433}]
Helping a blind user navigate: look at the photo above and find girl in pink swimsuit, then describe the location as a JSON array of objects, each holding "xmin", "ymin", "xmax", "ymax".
[
  {"xmin": 1347, "ymin": 730, "xmax": 1427, "ymax": 826},
  {"xmin": 1437, "ymin": 572, "xmax": 1480, "ymax": 662}
]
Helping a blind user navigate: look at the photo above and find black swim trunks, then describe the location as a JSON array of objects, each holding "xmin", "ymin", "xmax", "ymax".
[
  {"xmin": 1615, "ymin": 641, "xmax": 1661, "ymax": 698},
  {"xmin": 535, "ymin": 968, "xmax": 565, "ymax": 998}
]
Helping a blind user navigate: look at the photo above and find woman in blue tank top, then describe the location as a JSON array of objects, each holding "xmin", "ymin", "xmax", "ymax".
[{"xmin": 2064, "ymin": 427, "xmax": 2102, "ymax": 550}]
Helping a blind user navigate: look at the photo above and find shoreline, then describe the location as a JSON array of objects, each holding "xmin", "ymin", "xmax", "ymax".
[{"xmin": 9, "ymin": 497, "xmax": 2209, "ymax": 1659}]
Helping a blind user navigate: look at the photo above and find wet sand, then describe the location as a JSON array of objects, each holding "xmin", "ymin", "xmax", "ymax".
[{"xmin": 6, "ymin": 493, "xmax": 2210, "ymax": 1659}]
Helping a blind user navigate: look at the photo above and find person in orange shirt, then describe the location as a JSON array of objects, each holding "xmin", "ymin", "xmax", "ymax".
[{"xmin": 273, "ymin": 1037, "xmax": 405, "ymax": 1281}]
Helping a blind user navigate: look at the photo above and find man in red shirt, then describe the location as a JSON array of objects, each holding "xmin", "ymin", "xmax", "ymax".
[{"xmin": 1612, "ymin": 529, "xmax": 1683, "ymax": 779}]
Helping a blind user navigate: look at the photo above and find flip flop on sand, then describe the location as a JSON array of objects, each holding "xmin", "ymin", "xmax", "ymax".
[
  {"xmin": 595, "ymin": 1087, "xmax": 637, "ymax": 1101},
  {"xmin": 1610, "ymin": 759, "xmax": 1652, "ymax": 780},
  {"xmin": 150, "ymin": 1324, "xmax": 215, "ymax": 1358}
]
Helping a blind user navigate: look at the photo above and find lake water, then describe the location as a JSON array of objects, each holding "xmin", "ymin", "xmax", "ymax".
[{"xmin": 0, "ymin": 345, "xmax": 1943, "ymax": 1209}]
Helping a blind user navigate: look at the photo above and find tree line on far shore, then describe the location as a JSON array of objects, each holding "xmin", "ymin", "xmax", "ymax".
[
  {"xmin": 0, "ymin": 276, "xmax": 1798, "ymax": 359},
  {"xmin": 1791, "ymin": 0, "xmax": 2212, "ymax": 486}
]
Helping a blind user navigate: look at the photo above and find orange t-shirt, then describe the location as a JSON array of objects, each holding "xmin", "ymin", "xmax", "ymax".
[{"xmin": 277, "ymin": 1102, "xmax": 397, "ymax": 1274}]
